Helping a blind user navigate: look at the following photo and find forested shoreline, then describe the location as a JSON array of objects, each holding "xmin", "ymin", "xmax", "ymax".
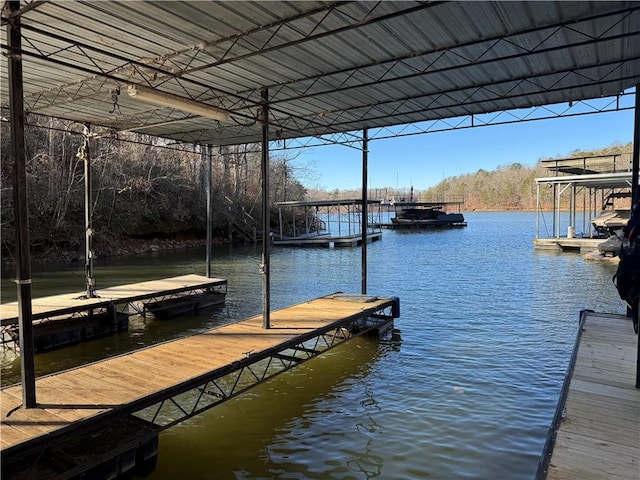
[
  {"xmin": 1, "ymin": 115, "xmax": 632, "ymax": 263},
  {"xmin": 1, "ymin": 117, "xmax": 306, "ymax": 263}
]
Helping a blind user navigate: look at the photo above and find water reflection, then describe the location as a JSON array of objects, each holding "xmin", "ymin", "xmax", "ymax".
[
  {"xmin": 147, "ymin": 333, "xmax": 401, "ymax": 480},
  {"xmin": 0, "ymin": 212, "xmax": 627, "ymax": 479}
]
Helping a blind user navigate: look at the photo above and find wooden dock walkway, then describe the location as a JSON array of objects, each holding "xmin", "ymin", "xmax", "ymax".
[
  {"xmin": 0, "ymin": 274, "xmax": 227, "ymax": 326},
  {"xmin": 539, "ymin": 311, "xmax": 640, "ymax": 479},
  {"xmin": 1, "ymin": 293, "xmax": 398, "ymax": 470}
]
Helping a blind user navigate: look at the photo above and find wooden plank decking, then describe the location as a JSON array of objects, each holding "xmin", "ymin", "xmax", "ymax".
[
  {"xmin": 0, "ymin": 274, "xmax": 226, "ymax": 326},
  {"xmin": 0, "ymin": 294, "xmax": 394, "ymax": 456},
  {"xmin": 544, "ymin": 312, "xmax": 640, "ymax": 479}
]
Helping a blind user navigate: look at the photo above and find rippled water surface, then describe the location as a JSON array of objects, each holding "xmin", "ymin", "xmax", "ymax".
[{"xmin": 1, "ymin": 212, "xmax": 624, "ymax": 479}]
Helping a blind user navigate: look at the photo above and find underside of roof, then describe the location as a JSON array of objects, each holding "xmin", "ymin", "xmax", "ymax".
[{"xmin": 2, "ymin": 1, "xmax": 640, "ymax": 147}]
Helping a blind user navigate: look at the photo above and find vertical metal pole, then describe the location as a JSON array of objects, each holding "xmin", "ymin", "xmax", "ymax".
[
  {"xmin": 582, "ymin": 187, "xmax": 586, "ymax": 237},
  {"xmin": 305, "ymin": 205, "xmax": 309, "ymax": 235},
  {"xmin": 261, "ymin": 89, "xmax": 271, "ymax": 329},
  {"xmin": 556, "ymin": 184, "xmax": 562, "ymax": 238},
  {"xmin": 361, "ymin": 129, "xmax": 368, "ymax": 295},
  {"xmin": 552, "ymin": 184, "xmax": 557, "ymax": 238},
  {"xmin": 536, "ymin": 183, "xmax": 540, "ymax": 239},
  {"xmin": 83, "ymin": 125, "xmax": 96, "ymax": 298},
  {"xmin": 631, "ymin": 85, "xmax": 640, "ymax": 389},
  {"xmin": 7, "ymin": 0, "xmax": 36, "ymax": 407},
  {"xmin": 632, "ymin": 85, "xmax": 639, "ymax": 207},
  {"xmin": 589, "ymin": 188, "xmax": 596, "ymax": 237},
  {"xmin": 205, "ymin": 145, "xmax": 213, "ymax": 278},
  {"xmin": 570, "ymin": 183, "xmax": 576, "ymax": 233}
]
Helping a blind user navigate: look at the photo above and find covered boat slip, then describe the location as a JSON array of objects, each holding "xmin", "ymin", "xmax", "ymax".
[
  {"xmin": 273, "ymin": 199, "xmax": 383, "ymax": 247},
  {"xmin": 538, "ymin": 311, "xmax": 640, "ymax": 479},
  {"xmin": 534, "ymin": 153, "xmax": 634, "ymax": 252},
  {"xmin": 0, "ymin": 293, "xmax": 398, "ymax": 462}
]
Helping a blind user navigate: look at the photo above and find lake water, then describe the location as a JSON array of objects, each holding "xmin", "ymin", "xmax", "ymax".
[{"xmin": 0, "ymin": 212, "xmax": 625, "ymax": 479}]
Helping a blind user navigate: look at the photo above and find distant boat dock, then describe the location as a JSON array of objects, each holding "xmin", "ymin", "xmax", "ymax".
[
  {"xmin": 1, "ymin": 293, "xmax": 399, "ymax": 479},
  {"xmin": 534, "ymin": 153, "xmax": 632, "ymax": 253},
  {"xmin": 273, "ymin": 199, "xmax": 383, "ymax": 247}
]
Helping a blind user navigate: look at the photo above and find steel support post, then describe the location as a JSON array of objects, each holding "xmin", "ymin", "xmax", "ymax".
[
  {"xmin": 632, "ymin": 85, "xmax": 640, "ymax": 389},
  {"xmin": 7, "ymin": 0, "xmax": 36, "ymax": 407},
  {"xmin": 570, "ymin": 183, "xmax": 576, "ymax": 234},
  {"xmin": 536, "ymin": 183, "xmax": 540, "ymax": 239},
  {"xmin": 205, "ymin": 145, "xmax": 213, "ymax": 278},
  {"xmin": 552, "ymin": 184, "xmax": 557, "ymax": 237},
  {"xmin": 82, "ymin": 125, "xmax": 96, "ymax": 298},
  {"xmin": 361, "ymin": 129, "xmax": 368, "ymax": 295},
  {"xmin": 632, "ymin": 85, "xmax": 639, "ymax": 207},
  {"xmin": 261, "ymin": 89, "xmax": 271, "ymax": 329},
  {"xmin": 556, "ymin": 185, "xmax": 561, "ymax": 238}
]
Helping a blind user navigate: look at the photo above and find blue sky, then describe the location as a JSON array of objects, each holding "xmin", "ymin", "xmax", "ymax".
[{"xmin": 292, "ymin": 107, "xmax": 635, "ymax": 192}]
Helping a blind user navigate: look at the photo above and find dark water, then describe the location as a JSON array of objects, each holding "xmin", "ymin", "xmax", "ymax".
[{"xmin": 0, "ymin": 212, "xmax": 624, "ymax": 479}]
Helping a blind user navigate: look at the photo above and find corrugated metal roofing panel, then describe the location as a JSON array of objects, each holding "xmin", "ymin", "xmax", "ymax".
[{"xmin": 1, "ymin": 1, "xmax": 639, "ymax": 146}]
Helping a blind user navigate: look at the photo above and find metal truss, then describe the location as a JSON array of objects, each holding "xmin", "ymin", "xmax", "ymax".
[
  {"xmin": 271, "ymin": 91, "xmax": 637, "ymax": 152},
  {"xmin": 0, "ymin": 304, "xmax": 113, "ymax": 350},
  {"xmin": 5, "ymin": 2, "xmax": 636, "ymax": 147},
  {"xmin": 131, "ymin": 307, "xmax": 395, "ymax": 432},
  {"xmin": 134, "ymin": 283, "xmax": 227, "ymax": 318}
]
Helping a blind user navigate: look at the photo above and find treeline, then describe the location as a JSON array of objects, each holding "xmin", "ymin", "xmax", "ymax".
[
  {"xmin": 313, "ymin": 142, "xmax": 633, "ymax": 211},
  {"xmin": 422, "ymin": 142, "xmax": 632, "ymax": 210},
  {"xmin": 1, "ymin": 116, "xmax": 305, "ymax": 260}
]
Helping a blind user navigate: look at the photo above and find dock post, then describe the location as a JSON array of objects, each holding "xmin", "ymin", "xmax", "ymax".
[
  {"xmin": 205, "ymin": 144, "xmax": 213, "ymax": 278},
  {"xmin": 6, "ymin": 0, "xmax": 36, "ymax": 407},
  {"xmin": 632, "ymin": 85, "xmax": 639, "ymax": 208},
  {"xmin": 82, "ymin": 124, "xmax": 96, "ymax": 298},
  {"xmin": 361, "ymin": 129, "xmax": 368, "ymax": 295},
  {"xmin": 632, "ymin": 84, "xmax": 639, "ymax": 388},
  {"xmin": 261, "ymin": 88, "xmax": 271, "ymax": 329}
]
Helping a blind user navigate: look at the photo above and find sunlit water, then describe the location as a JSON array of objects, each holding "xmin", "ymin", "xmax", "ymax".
[{"xmin": 0, "ymin": 212, "xmax": 624, "ymax": 479}]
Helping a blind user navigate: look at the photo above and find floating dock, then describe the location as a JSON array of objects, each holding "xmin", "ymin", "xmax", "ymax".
[
  {"xmin": 533, "ymin": 237, "xmax": 603, "ymax": 253},
  {"xmin": 273, "ymin": 231, "xmax": 382, "ymax": 247},
  {"xmin": 537, "ymin": 310, "xmax": 640, "ymax": 479},
  {"xmin": 1, "ymin": 293, "xmax": 399, "ymax": 479},
  {"xmin": 0, "ymin": 274, "xmax": 227, "ymax": 351},
  {"xmin": 376, "ymin": 221, "xmax": 467, "ymax": 229}
]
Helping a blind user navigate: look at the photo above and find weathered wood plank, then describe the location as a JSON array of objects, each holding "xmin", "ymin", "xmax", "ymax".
[
  {"xmin": 545, "ymin": 312, "xmax": 640, "ymax": 480},
  {"xmin": 548, "ymin": 431, "xmax": 639, "ymax": 479}
]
